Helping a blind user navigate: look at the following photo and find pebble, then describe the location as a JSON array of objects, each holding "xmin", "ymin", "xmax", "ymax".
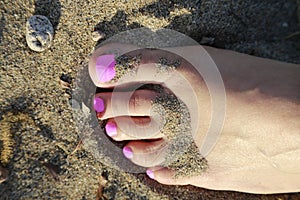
[
  {"xmin": 26, "ymin": 15, "xmax": 54, "ymax": 52},
  {"xmin": 282, "ymin": 22, "xmax": 288, "ymax": 27},
  {"xmin": 0, "ymin": 165, "xmax": 8, "ymax": 184},
  {"xmin": 69, "ymin": 99, "xmax": 81, "ymax": 110},
  {"xmin": 92, "ymin": 30, "xmax": 106, "ymax": 42},
  {"xmin": 200, "ymin": 37, "xmax": 215, "ymax": 45}
]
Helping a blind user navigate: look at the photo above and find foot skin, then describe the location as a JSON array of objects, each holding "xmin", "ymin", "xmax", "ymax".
[{"xmin": 89, "ymin": 43, "xmax": 300, "ymax": 194}]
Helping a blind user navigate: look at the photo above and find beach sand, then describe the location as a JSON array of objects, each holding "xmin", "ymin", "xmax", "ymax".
[
  {"xmin": 1, "ymin": 0, "xmax": 300, "ymax": 199},
  {"xmin": 152, "ymin": 93, "xmax": 208, "ymax": 178}
]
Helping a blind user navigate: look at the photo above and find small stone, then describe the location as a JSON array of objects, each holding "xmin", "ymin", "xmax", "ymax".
[
  {"xmin": 200, "ymin": 37, "xmax": 215, "ymax": 45},
  {"xmin": 69, "ymin": 99, "xmax": 81, "ymax": 110},
  {"xmin": 59, "ymin": 73, "xmax": 72, "ymax": 89},
  {"xmin": 59, "ymin": 79, "xmax": 71, "ymax": 89},
  {"xmin": 282, "ymin": 22, "xmax": 288, "ymax": 27},
  {"xmin": 0, "ymin": 165, "xmax": 8, "ymax": 184},
  {"xmin": 81, "ymin": 102, "xmax": 90, "ymax": 115},
  {"xmin": 26, "ymin": 15, "xmax": 54, "ymax": 52},
  {"xmin": 92, "ymin": 30, "xmax": 106, "ymax": 42}
]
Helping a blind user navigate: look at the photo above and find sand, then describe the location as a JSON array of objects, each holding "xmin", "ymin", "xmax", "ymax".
[
  {"xmin": 112, "ymin": 54, "xmax": 141, "ymax": 82},
  {"xmin": 112, "ymin": 49, "xmax": 182, "ymax": 82},
  {"xmin": 151, "ymin": 94, "xmax": 208, "ymax": 178},
  {"xmin": 157, "ymin": 57, "xmax": 181, "ymax": 73},
  {"xmin": 1, "ymin": 0, "xmax": 300, "ymax": 199}
]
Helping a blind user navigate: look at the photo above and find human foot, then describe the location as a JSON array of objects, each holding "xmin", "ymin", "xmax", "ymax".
[
  {"xmin": 90, "ymin": 44, "xmax": 209, "ymax": 177},
  {"xmin": 89, "ymin": 43, "xmax": 300, "ymax": 194}
]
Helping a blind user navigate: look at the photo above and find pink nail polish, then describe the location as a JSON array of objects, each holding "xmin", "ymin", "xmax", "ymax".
[
  {"xmin": 94, "ymin": 97, "xmax": 105, "ymax": 113},
  {"xmin": 105, "ymin": 121, "xmax": 117, "ymax": 137},
  {"xmin": 95, "ymin": 54, "xmax": 116, "ymax": 82},
  {"xmin": 123, "ymin": 146, "xmax": 133, "ymax": 159},
  {"xmin": 146, "ymin": 169, "xmax": 154, "ymax": 179}
]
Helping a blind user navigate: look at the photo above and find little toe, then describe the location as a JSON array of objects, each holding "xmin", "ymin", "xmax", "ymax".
[
  {"xmin": 146, "ymin": 167, "xmax": 190, "ymax": 185},
  {"xmin": 123, "ymin": 139, "xmax": 168, "ymax": 167}
]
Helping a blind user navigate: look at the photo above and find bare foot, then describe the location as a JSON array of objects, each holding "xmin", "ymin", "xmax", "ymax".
[{"xmin": 89, "ymin": 43, "xmax": 300, "ymax": 194}]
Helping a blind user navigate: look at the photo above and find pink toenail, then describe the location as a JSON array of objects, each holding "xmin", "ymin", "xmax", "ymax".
[
  {"xmin": 95, "ymin": 54, "xmax": 116, "ymax": 82},
  {"xmin": 123, "ymin": 146, "xmax": 133, "ymax": 159},
  {"xmin": 146, "ymin": 169, "xmax": 154, "ymax": 179},
  {"xmin": 105, "ymin": 121, "xmax": 117, "ymax": 137},
  {"xmin": 93, "ymin": 97, "xmax": 105, "ymax": 113}
]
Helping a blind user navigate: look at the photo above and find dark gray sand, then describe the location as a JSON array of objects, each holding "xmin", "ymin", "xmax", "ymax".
[
  {"xmin": 157, "ymin": 57, "xmax": 181, "ymax": 73},
  {"xmin": 151, "ymin": 94, "xmax": 208, "ymax": 178},
  {"xmin": 1, "ymin": 0, "xmax": 300, "ymax": 199},
  {"xmin": 112, "ymin": 54, "xmax": 141, "ymax": 82},
  {"xmin": 112, "ymin": 53, "xmax": 181, "ymax": 81}
]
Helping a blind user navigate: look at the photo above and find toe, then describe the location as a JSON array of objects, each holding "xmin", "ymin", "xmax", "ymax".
[
  {"xmin": 105, "ymin": 117, "xmax": 164, "ymax": 141},
  {"xmin": 147, "ymin": 166, "xmax": 218, "ymax": 189},
  {"xmin": 89, "ymin": 43, "xmax": 184, "ymax": 88},
  {"xmin": 146, "ymin": 167, "xmax": 190, "ymax": 185},
  {"xmin": 94, "ymin": 89, "xmax": 159, "ymax": 119},
  {"xmin": 123, "ymin": 139, "xmax": 168, "ymax": 167},
  {"xmin": 89, "ymin": 43, "xmax": 141, "ymax": 87}
]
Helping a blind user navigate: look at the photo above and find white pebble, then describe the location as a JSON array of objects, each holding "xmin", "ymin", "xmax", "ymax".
[
  {"xmin": 92, "ymin": 30, "xmax": 106, "ymax": 42},
  {"xmin": 69, "ymin": 99, "xmax": 80, "ymax": 110},
  {"xmin": 26, "ymin": 15, "xmax": 54, "ymax": 52},
  {"xmin": 282, "ymin": 22, "xmax": 288, "ymax": 27},
  {"xmin": 0, "ymin": 166, "xmax": 8, "ymax": 184}
]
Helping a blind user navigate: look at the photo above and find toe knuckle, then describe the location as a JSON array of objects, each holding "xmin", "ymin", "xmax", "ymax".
[{"xmin": 130, "ymin": 93, "xmax": 142, "ymax": 112}]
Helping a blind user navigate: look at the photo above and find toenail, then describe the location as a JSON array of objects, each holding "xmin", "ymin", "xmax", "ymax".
[
  {"xmin": 93, "ymin": 97, "xmax": 105, "ymax": 113},
  {"xmin": 105, "ymin": 121, "xmax": 117, "ymax": 137},
  {"xmin": 146, "ymin": 169, "xmax": 154, "ymax": 179},
  {"xmin": 95, "ymin": 54, "xmax": 116, "ymax": 82},
  {"xmin": 123, "ymin": 146, "xmax": 133, "ymax": 159}
]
